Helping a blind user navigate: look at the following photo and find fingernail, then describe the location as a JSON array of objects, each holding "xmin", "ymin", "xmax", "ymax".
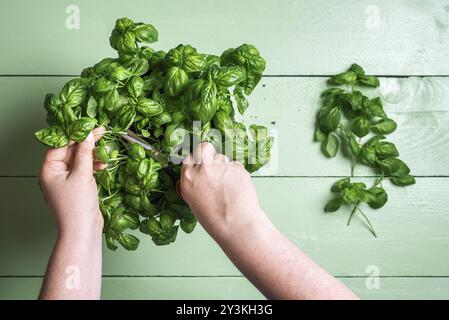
[{"xmin": 86, "ymin": 132, "xmax": 94, "ymax": 142}]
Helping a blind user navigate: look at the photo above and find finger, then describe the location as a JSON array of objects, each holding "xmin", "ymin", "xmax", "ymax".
[
  {"xmin": 94, "ymin": 161, "xmax": 108, "ymax": 172},
  {"xmin": 231, "ymin": 160, "xmax": 244, "ymax": 168},
  {"xmin": 44, "ymin": 145, "xmax": 69, "ymax": 163},
  {"xmin": 181, "ymin": 154, "xmax": 194, "ymax": 181},
  {"xmin": 193, "ymin": 142, "xmax": 216, "ymax": 165},
  {"xmin": 71, "ymin": 132, "xmax": 95, "ymax": 176},
  {"xmin": 214, "ymin": 153, "xmax": 230, "ymax": 164},
  {"xmin": 93, "ymin": 126, "xmax": 106, "ymax": 143}
]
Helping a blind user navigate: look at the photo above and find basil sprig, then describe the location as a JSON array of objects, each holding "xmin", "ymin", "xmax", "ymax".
[
  {"xmin": 315, "ymin": 64, "xmax": 415, "ymax": 237},
  {"xmin": 35, "ymin": 17, "xmax": 273, "ymax": 250}
]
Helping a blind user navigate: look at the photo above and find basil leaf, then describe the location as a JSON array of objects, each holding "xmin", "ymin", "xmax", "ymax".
[
  {"xmin": 351, "ymin": 116, "xmax": 370, "ymax": 137},
  {"xmin": 234, "ymin": 86, "xmax": 249, "ymax": 115},
  {"xmin": 321, "ymin": 132, "xmax": 339, "ymax": 158},
  {"xmin": 60, "ymin": 79, "xmax": 87, "ymax": 108},
  {"xmin": 374, "ymin": 141, "xmax": 399, "ymax": 159},
  {"xmin": 180, "ymin": 217, "xmax": 197, "ymax": 233},
  {"xmin": 391, "ymin": 175, "xmax": 416, "ymax": 186},
  {"xmin": 164, "ymin": 67, "xmax": 189, "ymax": 97},
  {"xmin": 349, "ymin": 134, "xmax": 361, "ymax": 156},
  {"xmin": 132, "ymin": 23, "xmax": 158, "ymax": 44},
  {"xmin": 68, "ymin": 117, "xmax": 97, "ymax": 142},
  {"xmin": 136, "ymin": 98, "xmax": 163, "ymax": 116},
  {"xmin": 371, "ymin": 118, "xmax": 397, "ymax": 134},
  {"xmin": 126, "ymin": 76, "xmax": 144, "ymax": 98},
  {"xmin": 367, "ymin": 187, "xmax": 388, "ymax": 209},
  {"xmin": 324, "ymin": 198, "xmax": 343, "ymax": 212},
  {"xmin": 378, "ymin": 158, "xmax": 410, "ymax": 177},
  {"xmin": 359, "ymin": 75, "xmax": 380, "ymax": 87},
  {"xmin": 328, "ymin": 71, "xmax": 357, "ymax": 85},
  {"xmin": 35, "ymin": 126, "xmax": 69, "ymax": 148},
  {"xmin": 86, "ymin": 96, "xmax": 98, "ymax": 118},
  {"xmin": 331, "ymin": 178, "xmax": 351, "ymax": 192},
  {"xmin": 319, "ymin": 106, "xmax": 341, "ymax": 132},
  {"xmin": 118, "ymin": 234, "xmax": 140, "ymax": 250}
]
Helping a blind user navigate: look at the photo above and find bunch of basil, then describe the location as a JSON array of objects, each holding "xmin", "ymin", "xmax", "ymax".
[
  {"xmin": 35, "ymin": 17, "xmax": 272, "ymax": 250},
  {"xmin": 315, "ymin": 64, "xmax": 415, "ymax": 236}
]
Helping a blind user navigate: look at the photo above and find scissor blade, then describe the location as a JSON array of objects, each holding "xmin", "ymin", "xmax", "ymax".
[{"xmin": 121, "ymin": 130, "xmax": 168, "ymax": 166}]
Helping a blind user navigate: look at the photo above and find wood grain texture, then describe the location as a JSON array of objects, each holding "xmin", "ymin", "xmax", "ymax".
[
  {"xmin": 1, "ymin": 76, "xmax": 448, "ymax": 176},
  {"xmin": 1, "ymin": 177, "xmax": 448, "ymax": 277},
  {"xmin": 1, "ymin": 276, "xmax": 448, "ymax": 300},
  {"xmin": 0, "ymin": 0, "xmax": 448, "ymax": 75}
]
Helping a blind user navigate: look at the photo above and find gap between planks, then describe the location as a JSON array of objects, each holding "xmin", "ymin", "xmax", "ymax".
[
  {"xmin": 1, "ymin": 275, "xmax": 449, "ymax": 279},
  {"xmin": 0, "ymin": 175, "xmax": 447, "ymax": 178},
  {"xmin": 0, "ymin": 74, "xmax": 449, "ymax": 78}
]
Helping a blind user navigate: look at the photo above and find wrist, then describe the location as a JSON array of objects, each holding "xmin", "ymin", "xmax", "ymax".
[
  {"xmin": 57, "ymin": 210, "xmax": 104, "ymax": 243},
  {"xmin": 213, "ymin": 206, "xmax": 274, "ymax": 244}
]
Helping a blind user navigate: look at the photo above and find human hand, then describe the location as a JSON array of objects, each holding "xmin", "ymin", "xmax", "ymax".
[
  {"xmin": 179, "ymin": 142, "xmax": 267, "ymax": 241},
  {"xmin": 38, "ymin": 127, "xmax": 106, "ymax": 239}
]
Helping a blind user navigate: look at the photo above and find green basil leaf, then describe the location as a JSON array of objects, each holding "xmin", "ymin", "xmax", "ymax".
[
  {"xmin": 349, "ymin": 134, "xmax": 361, "ymax": 156},
  {"xmin": 351, "ymin": 116, "xmax": 370, "ymax": 137},
  {"xmin": 104, "ymin": 89, "xmax": 119, "ymax": 112},
  {"xmin": 378, "ymin": 158, "xmax": 410, "ymax": 177},
  {"xmin": 183, "ymin": 53, "xmax": 207, "ymax": 73},
  {"xmin": 164, "ymin": 67, "xmax": 189, "ymax": 97},
  {"xmin": 324, "ymin": 198, "xmax": 343, "ymax": 212},
  {"xmin": 113, "ymin": 104, "xmax": 136, "ymax": 131},
  {"xmin": 213, "ymin": 110, "xmax": 234, "ymax": 133},
  {"xmin": 374, "ymin": 141, "xmax": 399, "ymax": 159},
  {"xmin": 86, "ymin": 96, "xmax": 98, "ymax": 118},
  {"xmin": 126, "ymin": 76, "xmax": 144, "ymax": 98},
  {"xmin": 109, "ymin": 65, "xmax": 133, "ymax": 81},
  {"xmin": 331, "ymin": 177, "xmax": 351, "ymax": 192},
  {"xmin": 128, "ymin": 143, "xmax": 146, "ymax": 160},
  {"xmin": 44, "ymin": 93, "xmax": 61, "ymax": 113},
  {"xmin": 136, "ymin": 97, "xmax": 163, "ymax": 116},
  {"xmin": 314, "ymin": 127, "xmax": 327, "ymax": 142},
  {"xmin": 364, "ymin": 97, "xmax": 386, "ymax": 118},
  {"xmin": 152, "ymin": 111, "xmax": 172, "ymax": 126},
  {"xmin": 328, "ymin": 71, "xmax": 357, "ymax": 85},
  {"xmin": 105, "ymin": 234, "xmax": 118, "ymax": 251},
  {"xmin": 367, "ymin": 187, "xmax": 388, "ymax": 209},
  {"xmin": 180, "ymin": 217, "xmax": 197, "ymax": 233},
  {"xmin": 321, "ymin": 132, "xmax": 339, "ymax": 158},
  {"xmin": 234, "ymin": 86, "xmax": 249, "ymax": 115},
  {"xmin": 93, "ymin": 146, "xmax": 110, "ymax": 164},
  {"xmin": 360, "ymin": 145, "xmax": 377, "ymax": 166},
  {"xmin": 391, "ymin": 175, "xmax": 416, "ymax": 186},
  {"xmin": 358, "ymin": 75, "xmax": 380, "ymax": 87},
  {"xmin": 349, "ymin": 63, "xmax": 365, "ymax": 77},
  {"xmin": 118, "ymin": 233, "xmax": 140, "ymax": 250},
  {"xmin": 132, "ymin": 23, "xmax": 158, "ymax": 44},
  {"xmin": 371, "ymin": 118, "xmax": 397, "ymax": 134},
  {"xmin": 319, "ymin": 106, "xmax": 341, "ymax": 132},
  {"xmin": 68, "ymin": 117, "xmax": 97, "ymax": 142},
  {"xmin": 125, "ymin": 194, "xmax": 141, "ymax": 211},
  {"xmin": 34, "ymin": 126, "xmax": 69, "ymax": 148},
  {"xmin": 93, "ymin": 77, "xmax": 116, "ymax": 94},
  {"xmin": 215, "ymin": 66, "xmax": 246, "ymax": 87},
  {"xmin": 60, "ymin": 79, "xmax": 87, "ymax": 108}
]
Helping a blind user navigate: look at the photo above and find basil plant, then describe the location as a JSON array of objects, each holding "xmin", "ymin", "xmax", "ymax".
[{"xmin": 34, "ymin": 18, "xmax": 273, "ymax": 251}]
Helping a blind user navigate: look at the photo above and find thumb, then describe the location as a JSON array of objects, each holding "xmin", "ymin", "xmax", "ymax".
[{"xmin": 72, "ymin": 132, "xmax": 95, "ymax": 177}]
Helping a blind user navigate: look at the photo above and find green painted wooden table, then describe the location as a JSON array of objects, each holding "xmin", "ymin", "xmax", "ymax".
[{"xmin": 1, "ymin": 0, "xmax": 448, "ymax": 299}]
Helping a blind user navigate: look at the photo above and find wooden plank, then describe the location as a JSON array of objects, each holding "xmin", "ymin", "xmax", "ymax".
[
  {"xmin": 1, "ymin": 177, "xmax": 448, "ymax": 276},
  {"xmin": 0, "ymin": 0, "xmax": 448, "ymax": 75},
  {"xmin": 1, "ymin": 76, "xmax": 448, "ymax": 176},
  {"xmin": 1, "ymin": 276, "xmax": 449, "ymax": 300}
]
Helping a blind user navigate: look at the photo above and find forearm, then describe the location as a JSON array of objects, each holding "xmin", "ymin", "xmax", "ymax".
[
  {"xmin": 39, "ymin": 230, "xmax": 103, "ymax": 300},
  {"xmin": 213, "ymin": 209, "xmax": 358, "ymax": 300}
]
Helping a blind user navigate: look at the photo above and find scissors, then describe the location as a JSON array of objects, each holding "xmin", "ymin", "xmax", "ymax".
[
  {"xmin": 120, "ymin": 130, "xmax": 183, "ymax": 197},
  {"xmin": 120, "ymin": 130, "xmax": 169, "ymax": 167}
]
